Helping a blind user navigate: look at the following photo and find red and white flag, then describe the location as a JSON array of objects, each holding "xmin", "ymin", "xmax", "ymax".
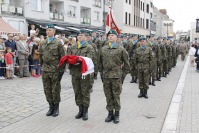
[{"xmin": 106, "ymin": 7, "xmax": 121, "ymax": 34}]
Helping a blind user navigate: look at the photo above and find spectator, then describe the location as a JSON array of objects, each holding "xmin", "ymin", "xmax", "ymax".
[
  {"xmin": 0, "ymin": 37, "xmax": 6, "ymax": 79},
  {"xmin": 16, "ymin": 35, "xmax": 30, "ymax": 78},
  {"xmin": 30, "ymin": 25, "xmax": 39, "ymax": 36},
  {"xmin": 31, "ymin": 38, "xmax": 41, "ymax": 77},
  {"xmin": 27, "ymin": 35, "xmax": 35, "ymax": 73},
  {"xmin": 4, "ymin": 33, "xmax": 17, "ymax": 78},
  {"xmin": 189, "ymin": 44, "xmax": 196, "ymax": 67},
  {"xmin": 5, "ymin": 47, "xmax": 13, "ymax": 79},
  {"xmin": 40, "ymin": 35, "xmax": 45, "ymax": 42}
]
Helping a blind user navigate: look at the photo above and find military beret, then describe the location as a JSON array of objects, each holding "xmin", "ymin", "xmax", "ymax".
[
  {"xmin": 117, "ymin": 34, "xmax": 123, "ymax": 38},
  {"xmin": 163, "ymin": 37, "xmax": 169, "ymax": 40},
  {"xmin": 149, "ymin": 35, "xmax": 155, "ymax": 38},
  {"xmin": 46, "ymin": 24, "xmax": 55, "ymax": 29},
  {"xmin": 139, "ymin": 37, "xmax": 146, "ymax": 41},
  {"xmin": 107, "ymin": 30, "xmax": 118, "ymax": 36},
  {"xmin": 86, "ymin": 31, "xmax": 92, "ymax": 37},
  {"xmin": 157, "ymin": 36, "xmax": 162, "ymax": 40},
  {"xmin": 77, "ymin": 29, "xmax": 87, "ymax": 35},
  {"xmin": 91, "ymin": 30, "xmax": 97, "ymax": 33}
]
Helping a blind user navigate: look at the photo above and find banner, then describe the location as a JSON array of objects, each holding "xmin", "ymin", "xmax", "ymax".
[{"xmin": 106, "ymin": 7, "xmax": 121, "ymax": 34}]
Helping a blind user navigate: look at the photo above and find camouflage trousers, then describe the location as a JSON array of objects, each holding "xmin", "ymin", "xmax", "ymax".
[
  {"xmin": 168, "ymin": 57, "xmax": 173, "ymax": 71},
  {"xmin": 72, "ymin": 75, "xmax": 91, "ymax": 107},
  {"xmin": 130, "ymin": 60, "xmax": 137, "ymax": 78},
  {"xmin": 89, "ymin": 73, "xmax": 94, "ymax": 89},
  {"xmin": 42, "ymin": 72, "xmax": 61, "ymax": 104},
  {"xmin": 181, "ymin": 53, "xmax": 186, "ymax": 61},
  {"xmin": 138, "ymin": 68, "xmax": 149, "ymax": 91},
  {"xmin": 157, "ymin": 61, "xmax": 162, "ymax": 79},
  {"xmin": 149, "ymin": 59, "xmax": 157, "ymax": 79},
  {"xmin": 162, "ymin": 59, "xmax": 168, "ymax": 75},
  {"xmin": 103, "ymin": 78, "xmax": 122, "ymax": 111}
]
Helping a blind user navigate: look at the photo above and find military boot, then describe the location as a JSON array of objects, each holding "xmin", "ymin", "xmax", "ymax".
[
  {"xmin": 75, "ymin": 105, "xmax": 83, "ymax": 119},
  {"xmin": 82, "ymin": 106, "xmax": 88, "ymax": 121},
  {"xmin": 143, "ymin": 90, "xmax": 148, "ymax": 99},
  {"xmin": 130, "ymin": 76, "xmax": 134, "ymax": 83},
  {"xmin": 105, "ymin": 111, "xmax": 114, "ymax": 122},
  {"xmin": 94, "ymin": 73, "xmax": 97, "ymax": 80},
  {"xmin": 46, "ymin": 103, "xmax": 54, "ymax": 116},
  {"xmin": 157, "ymin": 76, "xmax": 161, "ymax": 81},
  {"xmin": 149, "ymin": 78, "xmax": 152, "ymax": 85},
  {"xmin": 138, "ymin": 90, "xmax": 143, "ymax": 98},
  {"xmin": 134, "ymin": 77, "xmax": 138, "ymax": 83},
  {"xmin": 52, "ymin": 103, "xmax": 59, "ymax": 117},
  {"xmin": 113, "ymin": 111, "xmax": 120, "ymax": 124},
  {"xmin": 152, "ymin": 79, "xmax": 156, "ymax": 86}
]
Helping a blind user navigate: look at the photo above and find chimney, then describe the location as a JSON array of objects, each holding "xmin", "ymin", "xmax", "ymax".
[{"xmin": 159, "ymin": 9, "xmax": 167, "ymax": 15}]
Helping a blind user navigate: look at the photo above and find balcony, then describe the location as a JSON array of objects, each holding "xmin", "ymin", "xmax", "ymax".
[
  {"xmin": 81, "ymin": 18, "xmax": 91, "ymax": 25},
  {"xmin": 1, "ymin": 3, "xmax": 23, "ymax": 16},
  {"xmin": 49, "ymin": 12, "xmax": 64, "ymax": 21},
  {"xmin": 49, "ymin": 0, "xmax": 64, "ymax": 21}
]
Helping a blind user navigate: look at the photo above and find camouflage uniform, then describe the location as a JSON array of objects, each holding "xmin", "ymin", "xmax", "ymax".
[
  {"xmin": 171, "ymin": 43, "xmax": 177, "ymax": 67},
  {"xmin": 135, "ymin": 45, "xmax": 152, "ymax": 97},
  {"xmin": 156, "ymin": 41, "xmax": 165, "ymax": 80},
  {"xmin": 67, "ymin": 42, "xmax": 94, "ymax": 107},
  {"xmin": 180, "ymin": 43, "xmax": 187, "ymax": 61},
  {"xmin": 39, "ymin": 38, "xmax": 65, "ymax": 105},
  {"xmin": 99, "ymin": 43, "xmax": 130, "ymax": 112}
]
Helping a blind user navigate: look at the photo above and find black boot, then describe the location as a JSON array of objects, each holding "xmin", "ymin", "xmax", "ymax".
[
  {"xmin": 82, "ymin": 106, "xmax": 88, "ymax": 121},
  {"xmin": 52, "ymin": 103, "xmax": 59, "ymax": 117},
  {"xmin": 149, "ymin": 78, "xmax": 152, "ymax": 85},
  {"xmin": 130, "ymin": 76, "xmax": 134, "ymax": 83},
  {"xmin": 105, "ymin": 111, "xmax": 114, "ymax": 122},
  {"xmin": 113, "ymin": 111, "xmax": 119, "ymax": 124},
  {"xmin": 46, "ymin": 103, "xmax": 54, "ymax": 116},
  {"xmin": 143, "ymin": 90, "xmax": 148, "ymax": 99},
  {"xmin": 134, "ymin": 77, "xmax": 137, "ymax": 83},
  {"xmin": 152, "ymin": 79, "xmax": 156, "ymax": 86},
  {"xmin": 94, "ymin": 73, "xmax": 97, "ymax": 80},
  {"xmin": 138, "ymin": 90, "xmax": 143, "ymax": 98},
  {"xmin": 157, "ymin": 77, "xmax": 161, "ymax": 81},
  {"xmin": 75, "ymin": 105, "xmax": 83, "ymax": 119}
]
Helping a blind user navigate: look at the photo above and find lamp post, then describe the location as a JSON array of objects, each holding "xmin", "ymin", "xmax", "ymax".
[{"xmin": 163, "ymin": 20, "xmax": 173, "ymax": 38}]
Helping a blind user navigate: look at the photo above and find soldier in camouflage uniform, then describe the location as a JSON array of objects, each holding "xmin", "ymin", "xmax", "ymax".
[
  {"xmin": 99, "ymin": 30, "xmax": 130, "ymax": 124},
  {"xmin": 67, "ymin": 29, "xmax": 95, "ymax": 121},
  {"xmin": 92, "ymin": 31, "xmax": 100, "ymax": 79},
  {"xmin": 171, "ymin": 41, "xmax": 177, "ymax": 67},
  {"xmin": 147, "ymin": 35, "xmax": 161, "ymax": 86},
  {"xmin": 162, "ymin": 38, "xmax": 168, "ymax": 77},
  {"xmin": 180, "ymin": 41, "xmax": 187, "ymax": 61},
  {"xmin": 39, "ymin": 24, "xmax": 66, "ymax": 117},
  {"xmin": 156, "ymin": 37, "xmax": 165, "ymax": 81},
  {"xmin": 128, "ymin": 34, "xmax": 139, "ymax": 83},
  {"xmin": 165, "ymin": 39, "xmax": 172, "ymax": 74},
  {"xmin": 86, "ymin": 32, "xmax": 98, "ymax": 93},
  {"xmin": 134, "ymin": 38, "xmax": 152, "ymax": 99}
]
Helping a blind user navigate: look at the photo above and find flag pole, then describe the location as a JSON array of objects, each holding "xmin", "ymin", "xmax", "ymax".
[{"xmin": 109, "ymin": 0, "xmax": 112, "ymax": 31}]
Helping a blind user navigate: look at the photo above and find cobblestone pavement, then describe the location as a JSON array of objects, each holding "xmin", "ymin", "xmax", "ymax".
[
  {"xmin": 0, "ymin": 58, "xmax": 186, "ymax": 133},
  {"xmin": 176, "ymin": 61, "xmax": 199, "ymax": 133}
]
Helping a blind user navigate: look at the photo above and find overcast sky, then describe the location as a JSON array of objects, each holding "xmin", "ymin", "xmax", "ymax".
[{"xmin": 153, "ymin": 0, "xmax": 199, "ymax": 32}]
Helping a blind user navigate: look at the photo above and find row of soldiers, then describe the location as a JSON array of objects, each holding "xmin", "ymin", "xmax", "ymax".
[{"xmin": 40, "ymin": 24, "xmax": 188, "ymax": 125}]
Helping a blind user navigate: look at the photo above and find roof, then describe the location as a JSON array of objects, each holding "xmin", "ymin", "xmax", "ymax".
[{"xmin": 0, "ymin": 18, "xmax": 20, "ymax": 35}]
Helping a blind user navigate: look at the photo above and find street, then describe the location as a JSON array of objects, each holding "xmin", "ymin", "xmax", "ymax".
[{"xmin": 1, "ymin": 56, "xmax": 197, "ymax": 133}]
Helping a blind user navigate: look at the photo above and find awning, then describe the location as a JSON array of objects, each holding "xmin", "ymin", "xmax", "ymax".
[{"xmin": 0, "ymin": 18, "xmax": 20, "ymax": 35}]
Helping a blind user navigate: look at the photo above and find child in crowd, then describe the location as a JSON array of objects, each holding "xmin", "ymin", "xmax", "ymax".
[
  {"xmin": 31, "ymin": 38, "xmax": 41, "ymax": 77},
  {"xmin": 5, "ymin": 47, "xmax": 13, "ymax": 79}
]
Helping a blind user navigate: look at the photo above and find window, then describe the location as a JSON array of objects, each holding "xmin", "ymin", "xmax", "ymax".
[
  {"xmin": 136, "ymin": 16, "xmax": 138, "ymax": 27},
  {"xmin": 150, "ymin": 12, "xmax": 152, "ymax": 18},
  {"xmin": 93, "ymin": 0, "xmax": 101, "ymax": 7},
  {"xmin": 143, "ymin": 3, "xmax": 144, "ymax": 11},
  {"xmin": 68, "ymin": 5, "xmax": 76, "ymax": 17},
  {"xmin": 94, "ymin": 11, "xmax": 100, "ymax": 21},
  {"xmin": 134, "ymin": 15, "xmax": 135, "ymax": 26},
  {"xmin": 141, "ymin": 1, "xmax": 142, "ymax": 10},
  {"xmin": 126, "ymin": 0, "xmax": 128, "ymax": 3},
  {"xmin": 71, "ymin": 0, "xmax": 78, "ymax": 2},
  {"xmin": 146, "ymin": 19, "xmax": 149, "ymax": 29},
  {"xmin": 129, "ymin": 13, "xmax": 131, "ymax": 25},
  {"xmin": 141, "ymin": 18, "xmax": 142, "ymax": 28},
  {"xmin": 138, "ymin": 0, "xmax": 140, "ymax": 9},
  {"xmin": 147, "ymin": 4, "xmax": 149, "ymax": 13},
  {"xmin": 150, "ymin": 2, "xmax": 153, "ymax": 8},
  {"xmin": 129, "ymin": 0, "xmax": 131, "ymax": 5},
  {"xmin": 32, "ymin": 0, "xmax": 42, "ymax": 11},
  {"xmin": 143, "ymin": 18, "xmax": 144, "ymax": 28},
  {"xmin": 134, "ymin": 0, "xmax": 135, "ymax": 6},
  {"xmin": 125, "ymin": 12, "xmax": 128, "ymax": 24}
]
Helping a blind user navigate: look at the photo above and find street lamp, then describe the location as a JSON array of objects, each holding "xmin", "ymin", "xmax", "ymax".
[{"xmin": 163, "ymin": 20, "xmax": 173, "ymax": 38}]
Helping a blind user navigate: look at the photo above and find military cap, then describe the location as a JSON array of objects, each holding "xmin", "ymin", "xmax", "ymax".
[
  {"xmin": 107, "ymin": 30, "xmax": 118, "ymax": 36},
  {"xmin": 163, "ymin": 37, "xmax": 169, "ymax": 40},
  {"xmin": 86, "ymin": 31, "xmax": 92, "ymax": 37},
  {"xmin": 77, "ymin": 29, "xmax": 87, "ymax": 35},
  {"xmin": 46, "ymin": 24, "xmax": 55, "ymax": 29},
  {"xmin": 157, "ymin": 36, "xmax": 162, "ymax": 40},
  {"xmin": 117, "ymin": 34, "xmax": 123, "ymax": 38},
  {"xmin": 139, "ymin": 37, "xmax": 146, "ymax": 41},
  {"xmin": 149, "ymin": 35, "xmax": 155, "ymax": 38},
  {"xmin": 91, "ymin": 30, "xmax": 97, "ymax": 33}
]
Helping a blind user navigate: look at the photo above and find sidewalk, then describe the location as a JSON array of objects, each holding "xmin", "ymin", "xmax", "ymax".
[{"xmin": 0, "ymin": 58, "xmax": 186, "ymax": 133}]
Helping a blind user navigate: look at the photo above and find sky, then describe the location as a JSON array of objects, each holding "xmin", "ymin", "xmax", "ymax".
[{"xmin": 153, "ymin": 0, "xmax": 199, "ymax": 32}]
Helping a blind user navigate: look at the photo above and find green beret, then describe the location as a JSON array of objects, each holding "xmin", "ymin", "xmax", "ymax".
[
  {"xmin": 117, "ymin": 34, "xmax": 123, "ymax": 38},
  {"xmin": 149, "ymin": 35, "xmax": 155, "ymax": 38},
  {"xmin": 46, "ymin": 24, "xmax": 55, "ymax": 29},
  {"xmin": 107, "ymin": 30, "xmax": 118, "ymax": 36},
  {"xmin": 139, "ymin": 37, "xmax": 146, "ymax": 41},
  {"xmin": 86, "ymin": 31, "xmax": 92, "ymax": 37},
  {"xmin": 157, "ymin": 36, "xmax": 162, "ymax": 40},
  {"xmin": 77, "ymin": 29, "xmax": 87, "ymax": 35}
]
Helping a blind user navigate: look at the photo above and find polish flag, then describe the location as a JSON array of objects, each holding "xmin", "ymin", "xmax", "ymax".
[
  {"xmin": 59, "ymin": 55, "xmax": 94, "ymax": 76},
  {"xmin": 106, "ymin": 7, "xmax": 121, "ymax": 34}
]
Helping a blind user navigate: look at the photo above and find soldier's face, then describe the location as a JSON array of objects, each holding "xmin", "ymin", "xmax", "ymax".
[
  {"xmin": 46, "ymin": 28, "xmax": 55, "ymax": 37},
  {"xmin": 92, "ymin": 32, "xmax": 96, "ymax": 37},
  {"xmin": 108, "ymin": 34, "xmax": 117, "ymax": 42},
  {"xmin": 78, "ymin": 34, "xmax": 86, "ymax": 42},
  {"xmin": 150, "ymin": 37, "xmax": 154, "ymax": 41},
  {"xmin": 142, "ymin": 40, "xmax": 146, "ymax": 45},
  {"xmin": 86, "ymin": 36, "xmax": 92, "ymax": 41},
  {"xmin": 117, "ymin": 38, "xmax": 121, "ymax": 43},
  {"xmin": 158, "ymin": 39, "xmax": 162, "ymax": 42}
]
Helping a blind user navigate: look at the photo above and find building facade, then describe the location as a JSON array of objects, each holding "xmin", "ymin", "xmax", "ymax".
[
  {"xmin": 0, "ymin": 0, "xmax": 105, "ymax": 35},
  {"xmin": 190, "ymin": 22, "xmax": 199, "ymax": 43}
]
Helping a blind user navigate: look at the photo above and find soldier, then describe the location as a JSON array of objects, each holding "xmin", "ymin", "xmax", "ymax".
[
  {"xmin": 116, "ymin": 34, "xmax": 123, "ymax": 47},
  {"xmin": 129, "ymin": 34, "xmax": 139, "ymax": 83},
  {"xmin": 166, "ymin": 40, "xmax": 173, "ymax": 72},
  {"xmin": 99, "ymin": 30, "xmax": 130, "ymax": 124},
  {"xmin": 162, "ymin": 38, "xmax": 168, "ymax": 77},
  {"xmin": 171, "ymin": 41, "xmax": 177, "ymax": 67},
  {"xmin": 91, "ymin": 30, "xmax": 100, "ymax": 79},
  {"xmin": 86, "ymin": 32, "xmax": 98, "ymax": 93},
  {"xmin": 134, "ymin": 38, "xmax": 152, "ymax": 98},
  {"xmin": 180, "ymin": 41, "xmax": 187, "ymax": 61},
  {"xmin": 39, "ymin": 24, "xmax": 66, "ymax": 117},
  {"xmin": 156, "ymin": 37, "xmax": 165, "ymax": 81},
  {"xmin": 147, "ymin": 35, "xmax": 160, "ymax": 86},
  {"xmin": 67, "ymin": 29, "xmax": 94, "ymax": 121},
  {"xmin": 122, "ymin": 34, "xmax": 128, "ymax": 48}
]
